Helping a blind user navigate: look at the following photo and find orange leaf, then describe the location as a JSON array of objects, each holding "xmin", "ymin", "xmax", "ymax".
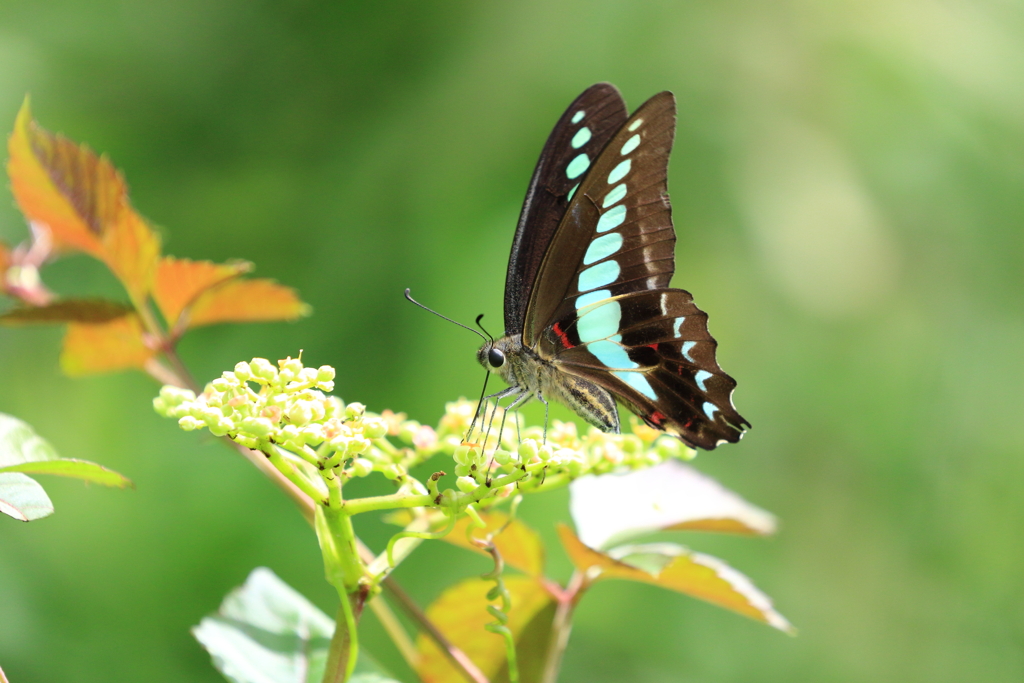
[
  {"xmin": 415, "ymin": 576, "xmax": 555, "ymax": 683},
  {"xmin": 60, "ymin": 314, "xmax": 155, "ymax": 376},
  {"xmin": 101, "ymin": 208, "xmax": 161, "ymax": 303},
  {"xmin": 153, "ymin": 256, "xmax": 252, "ymax": 327},
  {"xmin": 186, "ymin": 278, "xmax": 310, "ymax": 329},
  {"xmin": 7, "ymin": 98, "xmax": 161, "ymax": 301},
  {"xmin": 448, "ymin": 513, "xmax": 545, "ymax": 576},
  {"xmin": 558, "ymin": 524, "xmax": 793, "ymax": 633}
]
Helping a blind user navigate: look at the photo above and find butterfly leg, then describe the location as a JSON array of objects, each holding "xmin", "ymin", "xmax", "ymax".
[
  {"xmin": 487, "ymin": 389, "xmax": 532, "ymax": 483},
  {"xmin": 481, "ymin": 386, "xmax": 526, "ymax": 451},
  {"xmin": 537, "ymin": 391, "xmax": 550, "ymax": 444},
  {"xmin": 466, "ymin": 385, "xmax": 522, "ymax": 444}
]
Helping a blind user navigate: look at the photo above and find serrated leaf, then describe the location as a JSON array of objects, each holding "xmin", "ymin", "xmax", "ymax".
[
  {"xmin": 7, "ymin": 98, "xmax": 161, "ymax": 301},
  {"xmin": 193, "ymin": 567, "xmax": 400, "ymax": 683},
  {"xmin": 153, "ymin": 256, "xmax": 252, "ymax": 328},
  {"xmin": 187, "ymin": 278, "xmax": 310, "ymax": 328},
  {"xmin": 557, "ymin": 525, "xmax": 793, "ymax": 633},
  {"xmin": 0, "ymin": 298, "xmax": 133, "ymax": 325},
  {"xmin": 385, "ymin": 510, "xmax": 545, "ymax": 576},
  {"xmin": 0, "ymin": 472, "xmax": 53, "ymax": 521},
  {"xmin": 60, "ymin": 313, "xmax": 154, "ymax": 376},
  {"xmin": 569, "ymin": 460, "xmax": 776, "ymax": 549},
  {"xmin": 415, "ymin": 576, "xmax": 554, "ymax": 683}
]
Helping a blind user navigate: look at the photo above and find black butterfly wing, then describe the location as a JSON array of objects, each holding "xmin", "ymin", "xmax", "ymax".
[
  {"xmin": 541, "ymin": 290, "xmax": 750, "ymax": 449},
  {"xmin": 522, "ymin": 91, "xmax": 749, "ymax": 449},
  {"xmin": 504, "ymin": 84, "xmax": 628, "ymax": 337}
]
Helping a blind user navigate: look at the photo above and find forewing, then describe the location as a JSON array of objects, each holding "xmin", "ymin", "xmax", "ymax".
[
  {"xmin": 522, "ymin": 91, "xmax": 677, "ymax": 345},
  {"xmin": 541, "ymin": 289, "xmax": 749, "ymax": 449},
  {"xmin": 504, "ymin": 84, "xmax": 628, "ymax": 336}
]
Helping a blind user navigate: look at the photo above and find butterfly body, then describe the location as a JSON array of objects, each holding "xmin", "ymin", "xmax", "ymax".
[{"xmin": 479, "ymin": 83, "xmax": 749, "ymax": 450}]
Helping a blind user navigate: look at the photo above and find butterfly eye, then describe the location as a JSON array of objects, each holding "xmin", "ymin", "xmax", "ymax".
[{"xmin": 487, "ymin": 348, "xmax": 506, "ymax": 368}]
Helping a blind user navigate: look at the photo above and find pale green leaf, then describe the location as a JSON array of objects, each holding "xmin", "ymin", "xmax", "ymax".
[{"xmin": 0, "ymin": 472, "xmax": 53, "ymax": 521}]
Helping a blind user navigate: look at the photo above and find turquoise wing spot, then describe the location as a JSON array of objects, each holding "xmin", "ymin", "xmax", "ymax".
[
  {"xmin": 583, "ymin": 232, "xmax": 623, "ymax": 265},
  {"xmin": 615, "ymin": 371, "xmax": 657, "ymax": 399},
  {"xmin": 621, "ymin": 134, "xmax": 640, "ymax": 155},
  {"xmin": 702, "ymin": 401, "xmax": 719, "ymax": 420},
  {"xmin": 695, "ymin": 370, "xmax": 712, "ymax": 392},
  {"xmin": 628, "ymin": 118, "xmax": 644, "ymax": 132},
  {"xmin": 674, "ymin": 317, "xmax": 686, "ymax": 337},
  {"xmin": 571, "ymin": 110, "xmax": 585, "ymax": 124},
  {"xmin": 681, "ymin": 340, "xmax": 696, "ymax": 362},
  {"xmin": 567, "ymin": 183, "xmax": 579, "ymax": 201},
  {"xmin": 575, "ymin": 289, "xmax": 612, "ymax": 310},
  {"xmin": 596, "ymin": 204, "xmax": 626, "ymax": 233},
  {"xmin": 608, "ymin": 159, "xmax": 631, "ymax": 184},
  {"xmin": 577, "ymin": 300, "xmax": 622, "ymax": 343},
  {"xmin": 589, "ymin": 340, "xmax": 636, "ymax": 369},
  {"xmin": 571, "ymin": 127, "xmax": 592, "ymax": 149},
  {"xmin": 602, "ymin": 183, "xmax": 627, "ymax": 208},
  {"xmin": 578, "ymin": 260, "xmax": 620, "ymax": 291},
  {"xmin": 566, "ymin": 154, "xmax": 590, "ymax": 179}
]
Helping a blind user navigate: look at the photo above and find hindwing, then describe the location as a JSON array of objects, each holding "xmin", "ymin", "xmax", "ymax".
[{"xmin": 539, "ymin": 289, "xmax": 749, "ymax": 449}]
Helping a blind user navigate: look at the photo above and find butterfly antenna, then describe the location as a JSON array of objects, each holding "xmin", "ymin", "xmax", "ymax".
[
  {"xmin": 475, "ymin": 314, "xmax": 494, "ymax": 343},
  {"xmin": 404, "ymin": 289, "xmax": 489, "ymax": 343}
]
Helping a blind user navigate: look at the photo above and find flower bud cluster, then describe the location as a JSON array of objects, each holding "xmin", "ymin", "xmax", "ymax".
[
  {"xmin": 434, "ymin": 399, "xmax": 696, "ymax": 504},
  {"xmin": 153, "ymin": 357, "xmax": 391, "ymax": 468}
]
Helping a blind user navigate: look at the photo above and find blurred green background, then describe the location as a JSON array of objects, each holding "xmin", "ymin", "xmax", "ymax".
[{"xmin": 2, "ymin": 1, "xmax": 1023, "ymax": 681}]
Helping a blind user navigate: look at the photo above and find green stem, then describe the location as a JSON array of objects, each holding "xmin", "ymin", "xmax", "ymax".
[
  {"xmin": 322, "ymin": 594, "xmax": 360, "ymax": 683},
  {"xmin": 264, "ymin": 443, "xmax": 328, "ymax": 504}
]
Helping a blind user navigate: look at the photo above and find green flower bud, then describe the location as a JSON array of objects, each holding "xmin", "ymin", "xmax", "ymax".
[
  {"xmin": 346, "ymin": 436, "xmax": 371, "ymax": 457},
  {"xmin": 345, "ymin": 402, "xmax": 366, "ymax": 421},
  {"xmin": 363, "ymin": 418, "xmax": 387, "ymax": 439},
  {"xmin": 317, "ymin": 365, "xmax": 336, "ymax": 383},
  {"xmin": 211, "ymin": 377, "xmax": 232, "ymax": 392},
  {"xmin": 281, "ymin": 357, "xmax": 304, "ymax": 375},
  {"xmin": 250, "ymin": 358, "xmax": 276, "ymax": 381},
  {"xmin": 493, "ymin": 449, "xmax": 512, "ymax": 466},
  {"xmin": 456, "ymin": 476, "xmax": 477, "ymax": 493},
  {"xmin": 301, "ymin": 424, "xmax": 325, "ymax": 446},
  {"xmin": 454, "ymin": 463, "xmax": 470, "ymax": 477},
  {"xmin": 297, "ymin": 367, "xmax": 318, "ymax": 384},
  {"xmin": 397, "ymin": 420, "xmax": 421, "ymax": 443},
  {"xmin": 381, "ymin": 464, "xmax": 401, "ymax": 480},
  {"xmin": 178, "ymin": 415, "xmax": 202, "ymax": 431},
  {"xmin": 351, "ymin": 458, "xmax": 373, "ymax": 477},
  {"xmin": 209, "ymin": 417, "xmax": 234, "ymax": 437},
  {"xmin": 233, "ymin": 361, "xmax": 252, "ymax": 381},
  {"xmin": 287, "ymin": 401, "xmax": 314, "ymax": 426},
  {"xmin": 324, "ymin": 397, "xmax": 344, "ymax": 419},
  {"xmin": 280, "ymin": 424, "xmax": 301, "ymax": 444},
  {"xmin": 538, "ymin": 444, "xmax": 554, "ymax": 461},
  {"xmin": 239, "ymin": 417, "xmax": 274, "ymax": 438},
  {"xmin": 152, "ymin": 396, "xmax": 168, "ymax": 415},
  {"xmin": 452, "ymin": 444, "xmax": 472, "ymax": 466},
  {"xmin": 518, "ymin": 439, "xmax": 538, "ymax": 461},
  {"xmin": 234, "ymin": 435, "xmax": 258, "ymax": 449}
]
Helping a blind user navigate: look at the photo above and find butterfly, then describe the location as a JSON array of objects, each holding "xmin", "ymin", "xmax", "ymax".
[{"xmin": 476, "ymin": 83, "xmax": 749, "ymax": 450}]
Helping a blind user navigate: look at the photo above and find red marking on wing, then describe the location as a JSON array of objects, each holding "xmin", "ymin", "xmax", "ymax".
[
  {"xmin": 648, "ymin": 410, "xmax": 667, "ymax": 427},
  {"xmin": 552, "ymin": 322, "xmax": 574, "ymax": 349},
  {"xmin": 647, "ymin": 343, "xmax": 659, "ymax": 350}
]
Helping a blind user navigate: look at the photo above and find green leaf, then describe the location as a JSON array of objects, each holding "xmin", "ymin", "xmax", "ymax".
[
  {"xmin": 569, "ymin": 460, "xmax": 776, "ymax": 549},
  {"xmin": 0, "ymin": 413, "xmax": 60, "ymax": 467},
  {"xmin": 0, "ymin": 472, "xmax": 53, "ymax": 521},
  {"xmin": 0, "ymin": 413, "xmax": 132, "ymax": 488},
  {"xmin": 0, "ymin": 459, "xmax": 133, "ymax": 488},
  {"xmin": 0, "ymin": 298, "xmax": 133, "ymax": 325},
  {"xmin": 193, "ymin": 567, "xmax": 398, "ymax": 683}
]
